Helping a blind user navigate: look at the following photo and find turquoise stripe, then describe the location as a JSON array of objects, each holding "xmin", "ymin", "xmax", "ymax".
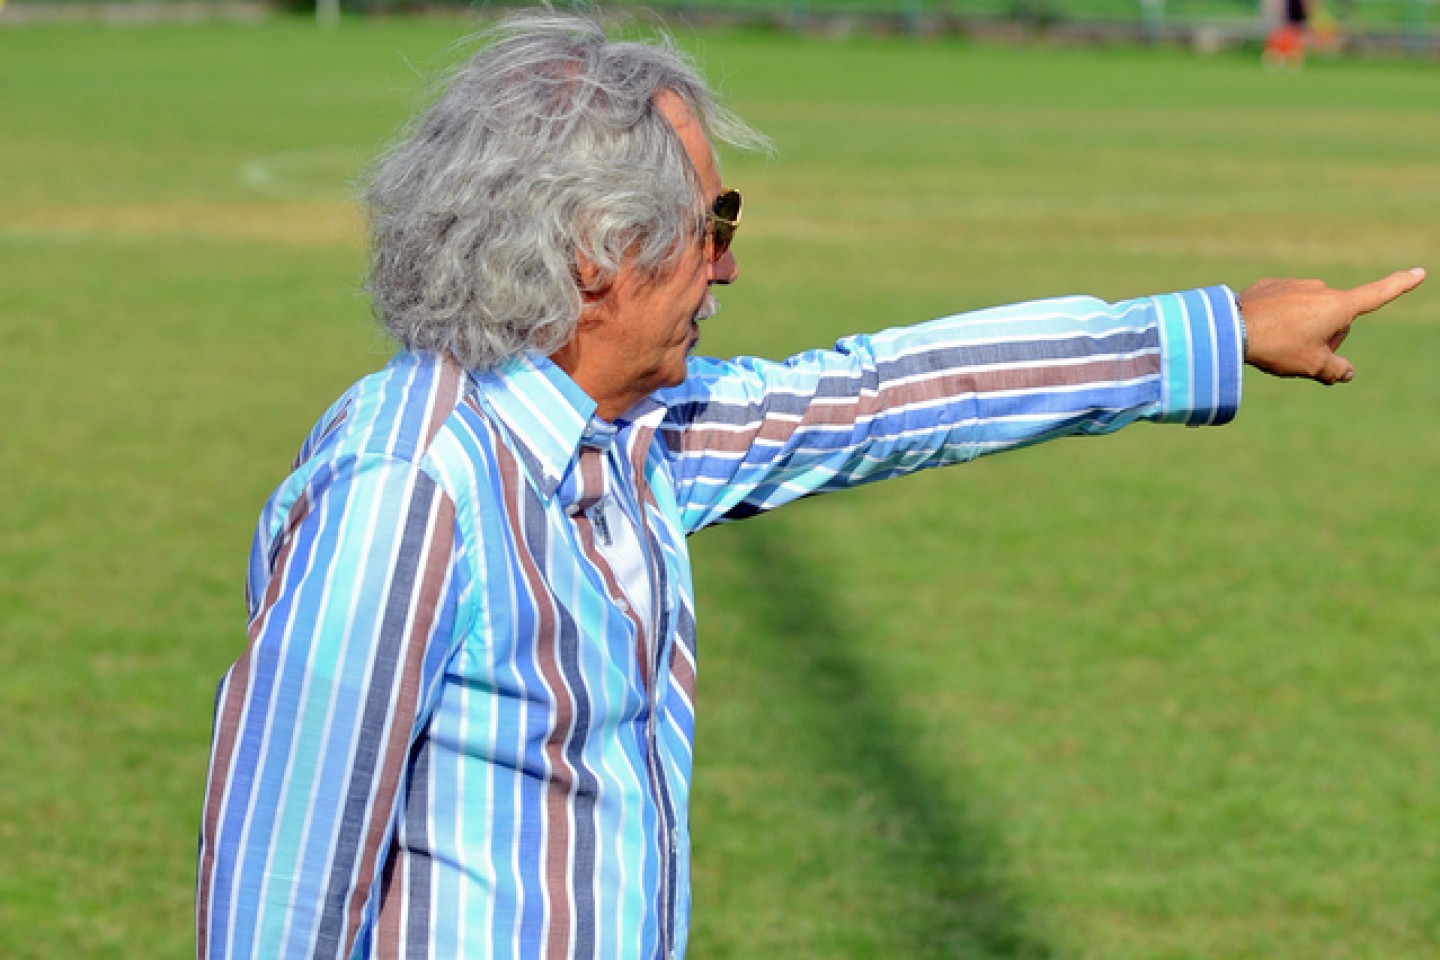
[{"xmin": 1153, "ymin": 292, "xmax": 1194, "ymax": 424}]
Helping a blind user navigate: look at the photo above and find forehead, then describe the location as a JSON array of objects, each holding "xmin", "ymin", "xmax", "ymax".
[{"xmin": 654, "ymin": 90, "xmax": 721, "ymax": 197}]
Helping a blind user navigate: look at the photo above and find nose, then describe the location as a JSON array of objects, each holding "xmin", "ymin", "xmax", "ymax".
[{"xmin": 708, "ymin": 248, "xmax": 738, "ymax": 285}]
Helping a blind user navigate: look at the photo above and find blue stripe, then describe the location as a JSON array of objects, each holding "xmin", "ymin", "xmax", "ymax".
[
  {"xmin": 1180, "ymin": 288, "xmax": 1217, "ymax": 425},
  {"xmin": 1207, "ymin": 286, "xmax": 1243, "ymax": 425},
  {"xmin": 406, "ymin": 744, "xmax": 435, "ymax": 956},
  {"xmin": 381, "ymin": 356, "xmax": 436, "ymax": 460}
]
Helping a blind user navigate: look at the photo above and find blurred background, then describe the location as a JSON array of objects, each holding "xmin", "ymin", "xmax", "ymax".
[
  {"xmin": 1, "ymin": 2, "xmax": 1437, "ymax": 958},
  {"xmin": 4, "ymin": 0, "xmax": 1439, "ymax": 54}
]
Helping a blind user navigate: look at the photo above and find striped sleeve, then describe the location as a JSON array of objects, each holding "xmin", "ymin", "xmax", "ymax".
[
  {"xmin": 662, "ymin": 285, "xmax": 1242, "ymax": 532},
  {"xmin": 198, "ymin": 454, "xmax": 464, "ymax": 960}
]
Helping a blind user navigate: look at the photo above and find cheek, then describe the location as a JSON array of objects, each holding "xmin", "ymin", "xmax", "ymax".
[{"xmin": 668, "ymin": 281, "xmax": 704, "ymax": 326}]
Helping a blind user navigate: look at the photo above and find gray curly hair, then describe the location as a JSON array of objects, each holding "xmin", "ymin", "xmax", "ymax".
[{"xmin": 362, "ymin": 11, "xmax": 769, "ymax": 370}]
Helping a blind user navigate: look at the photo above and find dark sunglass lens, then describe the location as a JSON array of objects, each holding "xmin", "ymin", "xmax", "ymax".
[
  {"xmin": 707, "ymin": 189, "xmax": 741, "ymax": 259},
  {"xmin": 713, "ymin": 190, "xmax": 741, "ymax": 223}
]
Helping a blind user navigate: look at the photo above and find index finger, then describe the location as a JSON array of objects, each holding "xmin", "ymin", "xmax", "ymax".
[{"xmin": 1342, "ymin": 267, "xmax": 1427, "ymax": 317}]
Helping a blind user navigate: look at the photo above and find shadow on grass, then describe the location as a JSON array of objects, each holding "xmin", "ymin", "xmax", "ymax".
[{"xmin": 729, "ymin": 515, "xmax": 1052, "ymax": 959}]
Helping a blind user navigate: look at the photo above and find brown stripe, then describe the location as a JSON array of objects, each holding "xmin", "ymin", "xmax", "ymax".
[
  {"xmin": 196, "ymin": 651, "xmax": 253, "ymax": 956},
  {"xmin": 422, "ymin": 356, "xmax": 465, "ymax": 450},
  {"xmin": 494, "ymin": 440, "xmax": 574, "ymax": 960},
  {"xmin": 629, "ymin": 435, "xmax": 664, "ymax": 692},
  {"xmin": 577, "ymin": 446, "xmax": 604, "ymax": 510},
  {"xmin": 962, "ymin": 353, "xmax": 1158, "ymax": 395},
  {"xmin": 375, "ymin": 841, "xmax": 404, "ymax": 958},
  {"xmin": 342, "ymin": 492, "xmax": 458, "ymax": 951},
  {"xmin": 671, "ymin": 643, "xmax": 697, "ymax": 705},
  {"xmin": 294, "ymin": 407, "xmax": 350, "ymax": 469}
]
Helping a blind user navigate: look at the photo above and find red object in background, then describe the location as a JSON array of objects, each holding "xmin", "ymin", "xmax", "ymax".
[{"xmin": 1264, "ymin": 24, "xmax": 1307, "ymax": 67}]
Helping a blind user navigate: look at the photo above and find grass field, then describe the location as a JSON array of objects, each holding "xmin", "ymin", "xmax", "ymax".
[{"xmin": 2, "ymin": 16, "xmax": 1438, "ymax": 959}]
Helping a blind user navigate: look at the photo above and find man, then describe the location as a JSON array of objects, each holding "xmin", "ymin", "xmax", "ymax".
[{"xmin": 197, "ymin": 12, "xmax": 1423, "ymax": 960}]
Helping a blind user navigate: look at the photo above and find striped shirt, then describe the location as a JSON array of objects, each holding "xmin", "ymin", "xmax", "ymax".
[{"xmin": 198, "ymin": 286, "xmax": 1243, "ymax": 960}]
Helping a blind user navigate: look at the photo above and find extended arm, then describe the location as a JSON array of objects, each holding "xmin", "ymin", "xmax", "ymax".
[
  {"xmin": 664, "ymin": 286, "xmax": 1243, "ymax": 532},
  {"xmin": 664, "ymin": 267, "xmax": 1425, "ymax": 531}
]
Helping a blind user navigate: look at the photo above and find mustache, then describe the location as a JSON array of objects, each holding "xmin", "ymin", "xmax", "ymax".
[{"xmin": 694, "ymin": 293, "xmax": 720, "ymax": 322}]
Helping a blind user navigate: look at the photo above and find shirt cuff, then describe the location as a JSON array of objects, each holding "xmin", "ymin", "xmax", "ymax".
[{"xmin": 1153, "ymin": 285, "xmax": 1244, "ymax": 427}]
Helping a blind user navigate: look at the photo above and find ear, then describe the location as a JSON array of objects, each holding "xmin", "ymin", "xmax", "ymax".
[{"xmin": 574, "ymin": 250, "xmax": 612, "ymax": 304}]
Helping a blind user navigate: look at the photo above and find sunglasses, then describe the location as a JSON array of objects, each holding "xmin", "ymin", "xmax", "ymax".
[{"xmin": 704, "ymin": 187, "xmax": 742, "ymax": 262}]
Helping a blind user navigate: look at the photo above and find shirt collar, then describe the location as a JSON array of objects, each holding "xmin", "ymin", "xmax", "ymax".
[
  {"xmin": 467, "ymin": 352, "xmax": 678, "ymax": 498},
  {"xmin": 468, "ymin": 353, "xmax": 597, "ymax": 499}
]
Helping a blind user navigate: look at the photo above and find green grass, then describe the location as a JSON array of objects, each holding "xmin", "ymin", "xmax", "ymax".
[{"xmin": 2, "ymin": 17, "xmax": 1438, "ymax": 960}]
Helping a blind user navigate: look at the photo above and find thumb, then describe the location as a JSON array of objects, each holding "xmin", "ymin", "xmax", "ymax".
[
  {"xmin": 1320, "ymin": 352, "xmax": 1355, "ymax": 385},
  {"xmin": 1342, "ymin": 267, "xmax": 1427, "ymax": 317}
]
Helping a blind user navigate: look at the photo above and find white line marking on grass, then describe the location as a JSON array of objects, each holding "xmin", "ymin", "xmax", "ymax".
[{"xmin": 238, "ymin": 146, "xmax": 373, "ymax": 200}]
